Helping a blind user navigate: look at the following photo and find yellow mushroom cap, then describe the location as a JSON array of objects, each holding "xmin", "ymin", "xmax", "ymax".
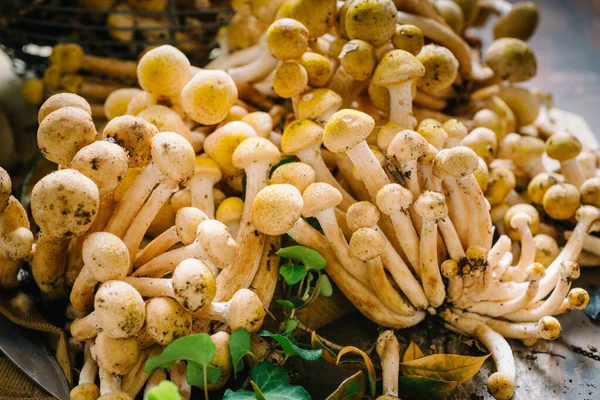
[
  {"xmin": 251, "ymin": 184, "xmax": 303, "ymax": 235},
  {"xmin": 70, "ymin": 383, "xmax": 100, "ymax": 400},
  {"xmin": 484, "ymin": 38, "xmax": 537, "ymax": 82},
  {"xmin": 95, "ymin": 332, "xmax": 139, "ymax": 375},
  {"xmin": 194, "ymin": 155, "xmax": 222, "ymax": 182},
  {"xmin": 496, "ymin": 86, "xmax": 540, "ymax": 126},
  {"xmin": 322, "ymin": 109, "xmax": 375, "ymax": 153},
  {"xmin": 104, "ymin": 88, "xmax": 143, "ymax": 121},
  {"xmin": 536, "ymin": 316, "xmax": 561, "ymax": 340},
  {"xmin": 300, "ymin": 52, "xmax": 334, "ymax": 88},
  {"xmin": 181, "ymin": 69, "xmax": 238, "ymax": 125},
  {"xmin": 339, "ymin": 39, "xmax": 377, "ymax": 82},
  {"xmin": 417, "ymin": 118, "xmax": 448, "ymax": 148},
  {"xmin": 296, "ymin": 88, "xmax": 343, "ymax": 121},
  {"xmin": 216, "ymin": 197, "xmax": 244, "ymax": 225},
  {"xmin": 267, "ymin": 18, "xmax": 309, "ymax": 60},
  {"xmin": 373, "ymin": 49, "xmax": 425, "ymax": 88},
  {"xmin": 368, "ymin": 80, "xmax": 391, "ymax": 113},
  {"xmin": 542, "ymin": 183, "xmax": 581, "ymax": 220},
  {"xmin": 145, "ymin": 297, "xmax": 191, "ymax": 346},
  {"xmin": 21, "ymin": 78, "xmax": 44, "ymax": 106},
  {"xmin": 433, "ymin": 146, "xmax": 479, "ymax": 179},
  {"xmin": 494, "ymin": 1, "xmax": 539, "ymax": 41},
  {"xmin": 125, "ymin": 91, "xmax": 155, "ymax": 116},
  {"xmin": 273, "ymin": 61, "xmax": 308, "ymax": 99},
  {"xmin": 392, "ymin": 24, "xmax": 425, "ymax": 55},
  {"xmin": 50, "ymin": 43, "xmax": 84, "ymax": 73},
  {"xmin": 533, "ymin": 234, "xmax": 559, "ymax": 267},
  {"xmin": 545, "ymin": 131, "xmax": 582, "ymax": 161},
  {"xmin": 486, "ymin": 372, "xmax": 516, "ymax": 400},
  {"xmin": 527, "ymin": 172, "xmax": 561, "ymax": 205},
  {"xmin": 241, "ymin": 112, "xmax": 273, "ymax": 138},
  {"xmin": 203, "ymin": 121, "xmax": 257, "ymax": 176},
  {"xmin": 567, "ymin": 288, "xmax": 590, "ymax": 310},
  {"xmin": 580, "ymin": 177, "xmax": 600, "ymax": 208},
  {"xmin": 288, "ymin": 0, "xmax": 337, "ymax": 39},
  {"xmin": 281, "ymin": 119, "xmax": 323, "ymax": 155},
  {"xmin": 345, "ymin": 0, "xmax": 398, "ymax": 47},
  {"xmin": 503, "ymin": 204, "xmax": 539, "ymax": 240},
  {"xmin": 94, "ymin": 280, "xmax": 145, "ymax": 339},
  {"xmin": 435, "ymin": 0, "xmax": 464, "ymax": 33},
  {"xmin": 38, "ymin": 92, "xmax": 91, "ymax": 123},
  {"xmin": 485, "ymin": 166, "xmax": 516, "ymax": 207},
  {"xmin": 137, "ymin": 105, "xmax": 192, "ymax": 143},
  {"xmin": 229, "ymin": 288, "xmax": 266, "ymax": 333},
  {"xmin": 301, "ymin": 182, "xmax": 343, "ymax": 218},
  {"xmin": 137, "ymin": 45, "xmax": 191, "ymax": 98},
  {"xmin": 511, "ymin": 136, "xmax": 545, "ymax": 165},
  {"xmin": 417, "ymin": 44, "xmax": 459, "ymax": 94},
  {"xmin": 376, "ymin": 183, "xmax": 413, "ymax": 215},
  {"xmin": 232, "ymin": 137, "xmax": 281, "ymax": 170},
  {"xmin": 270, "ymin": 162, "xmax": 315, "ymax": 193},
  {"xmin": 349, "ymin": 227, "xmax": 386, "ymax": 261}
]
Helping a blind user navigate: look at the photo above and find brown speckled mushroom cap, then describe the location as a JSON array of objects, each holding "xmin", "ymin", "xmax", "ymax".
[
  {"xmin": 561, "ymin": 261, "xmax": 580, "ymax": 280},
  {"xmin": 270, "ymin": 162, "xmax": 316, "ymax": 193},
  {"xmin": 346, "ymin": 201, "xmax": 380, "ymax": 232},
  {"xmin": 137, "ymin": 44, "xmax": 191, "ymax": 98},
  {"xmin": 0, "ymin": 167, "xmax": 11, "ymax": 213},
  {"xmin": 70, "ymin": 141, "xmax": 129, "ymax": 195},
  {"xmin": 281, "ymin": 119, "xmax": 324, "ymax": 155},
  {"xmin": 172, "ymin": 258, "xmax": 216, "ymax": 312},
  {"xmin": 376, "ymin": 183, "xmax": 413, "ymax": 215},
  {"xmin": 416, "ymin": 44, "xmax": 459, "ymax": 94},
  {"xmin": 38, "ymin": 93, "xmax": 91, "ymax": 124},
  {"xmin": 545, "ymin": 132, "xmax": 582, "ymax": 161},
  {"xmin": 387, "ymin": 129, "xmax": 429, "ymax": 161},
  {"xmin": 181, "ymin": 69, "xmax": 238, "ymax": 125},
  {"xmin": 38, "ymin": 107, "xmax": 97, "ymax": 165},
  {"xmin": 251, "ymin": 184, "xmax": 303, "ymax": 236},
  {"xmin": 83, "ymin": 232, "xmax": 130, "ymax": 282},
  {"xmin": 373, "ymin": 50, "xmax": 425, "ymax": 88},
  {"xmin": 296, "ymin": 89, "xmax": 343, "ymax": 121},
  {"xmin": 94, "ymin": 331, "xmax": 139, "ymax": 375},
  {"xmin": 301, "ymin": 182, "xmax": 343, "ymax": 218},
  {"xmin": 94, "ymin": 280, "xmax": 145, "ymax": 339},
  {"xmin": 196, "ymin": 219, "xmax": 237, "ymax": 269},
  {"xmin": 484, "ymin": 38, "xmax": 537, "ymax": 83},
  {"xmin": 31, "ymin": 169, "xmax": 99, "ymax": 238},
  {"xmin": 323, "ymin": 109, "xmax": 375, "ymax": 153},
  {"xmin": 345, "ymin": 0, "xmax": 398, "ymax": 47},
  {"xmin": 176, "ymin": 207, "xmax": 208, "ymax": 246},
  {"xmin": 151, "ymin": 131, "xmax": 195, "ymax": 185},
  {"xmin": 232, "ymin": 137, "xmax": 281, "ymax": 170},
  {"xmin": 101, "ymin": 115, "xmax": 158, "ymax": 168},
  {"xmin": 413, "ymin": 191, "xmax": 448, "ymax": 220},
  {"xmin": 349, "ymin": 227, "xmax": 386, "ymax": 261},
  {"xmin": 145, "ymin": 297, "xmax": 192, "ymax": 346},
  {"xmin": 433, "ymin": 147, "xmax": 479, "ymax": 179},
  {"xmin": 228, "ymin": 288, "xmax": 266, "ymax": 333}
]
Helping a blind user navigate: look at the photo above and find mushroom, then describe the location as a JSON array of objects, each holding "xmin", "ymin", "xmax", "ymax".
[
  {"xmin": 441, "ymin": 259, "xmax": 463, "ymax": 302},
  {"xmin": 189, "ymin": 155, "xmax": 222, "ymax": 219},
  {"xmin": 545, "ymin": 131, "xmax": 586, "ymax": 189},
  {"xmin": 501, "ymin": 205, "xmax": 539, "ymax": 281},
  {"xmin": 287, "ymin": 0, "xmax": 336, "ymax": 39},
  {"xmin": 136, "ymin": 45, "xmax": 191, "ymax": 104},
  {"xmin": 299, "ymin": 52, "xmax": 334, "ymax": 88},
  {"xmin": 485, "ymin": 166, "xmax": 516, "ymax": 207},
  {"xmin": 416, "ymin": 44, "xmax": 459, "ymax": 96},
  {"xmin": 193, "ymin": 288, "xmax": 266, "ymax": 333},
  {"xmin": 167, "ymin": 361, "xmax": 191, "ymax": 400},
  {"xmin": 137, "ymin": 105, "xmax": 192, "ymax": 143},
  {"xmin": 542, "ymin": 183, "xmax": 581, "ymax": 220},
  {"xmin": 38, "ymin": 92, "xmax": 92, "ymax": 123},
  {"xmin": 296, "ymin": 88, "xmax": 343, "ymax": 127},
  {"xmin": 392, "ymin": 24, "xmax": 425, "ymax": 55},
  {"xmin": 0, "ymin": 194, "xmax": 33, "ymax": 289},
  {"xmin": 386, "ymin": 129, "xmax": 429, "ymax": 197},
  {"xmin": 120, "ymin": 346, "xmax": 162, "ymax": 399},
  {"xmin": 533, "ymin": 234, "xmax": 560, "ymax": 267},
  {"xmin": 70, "ymin": 280, "xmax": 145, "ymax": 341},
  {"xmin": 195, "ymin": 332, "xmax": 233, "ymax": 390},
  {"xmin": 70, "ymin": 232, "xmax": 130, "ymax": 312},
  {"xmin": 216, "ymin": 198, "xmax": 244, "ymax": 240},
  {"xmin": 483, "ymin": 0, "xmax": 540, "ymax": 41},
  {"xmin": 103, "ymin": 88, "xmax": 143, "ymax": 121},
  {"xmin": 143, "ymin": 369, "xmax": 167, "ymax": 399},
  {"xmin": 181, "ymin": 69, "xmax": 238, "ymax": 125},
  {"xmin": 50, "ymin": 43, "xmax": 137, "ymax": 79},
  {"xmin": 375, "ymin": 331, "xmax": 400, "ymax": 399},
  {"xmin": 31, "ymin": 170, "xmax": 99, "ymax": 298},
  {"xmin": 95, "ymin": 332, "xmax": 140, "ymax": 376},
  {"xmin": 484, "ymin": 38, "xmax": 537, "ymax": 83},
  {"xmin": 526, "ymin": 172, "xmax": 562, "ymax": 206},
  {"xmin": 70, "ymin": 341, "xmax": 100, "ymax": 400},
  {"xmin": 266, "ymin": 18, "xmax": 309, "ymax": 61},
  {"xmin": 144, "ymin": 297, "xmax": 192, "ymax": 345},
  {"xmin": 273, "ymin": 60, "xmax": 309, "ymax": 100}
]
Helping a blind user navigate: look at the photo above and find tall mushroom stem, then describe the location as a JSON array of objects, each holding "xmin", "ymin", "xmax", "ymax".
[{"xmin": 376, "ymin": 331, "xmax": 400, "ymax": 398}]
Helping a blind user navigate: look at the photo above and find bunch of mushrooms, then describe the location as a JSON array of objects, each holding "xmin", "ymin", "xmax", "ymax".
[{"xmin": 7, "ymin": 0, "xmax": 600, "ymax": 399}]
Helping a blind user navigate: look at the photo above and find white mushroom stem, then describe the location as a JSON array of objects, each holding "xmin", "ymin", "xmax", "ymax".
[
  {"xmin": 388, "ymin": 81, "xmax": 414, "ymax": 129},
  {"xmin": 458, "ymin": 175, "xmax": 493, "ymax": 251},
  {"xmin": 565, "ymin": 230, "xmax": 600, "ymax": 257},
  {"xmin": 368, "ymin": 255, "xmax": 416, "ymax": 316},
  {"xmin": 560, "ymin": 158, "xmax": 586, "ymax": 189},
  {"xmin": 99, "ymin": 368, "xmax": 122, "ymax": 395},
  {"xmin": 442, "ymin": 178, "xmax": 471, "ymax": 249},
  {"xmin": 206, "ymin": 42, "xmax": 264, "ymax": 70},
  {"xmin": 121, "ymin": 277, "xmax": 173, "ymax": 297},
  {"xmin": 501, "ymin": 214, "xmax": 535, "ymax": 282},
  {"xmin": 135, "ymin": 226, "xmax": 180, "ymax": 267},
  {"xmin": 491, "ymin": 251, "xmax": 513, "ymax": 281},
  {"xmin": 80, "ymin": 341, "xmax": 99, "ymax": 385},
  {"xmin": 487, "ymin": 235, "xmax": 511, "ymax": 268},
  {"xmin": 386, "ymin": 206, "xmax": 421, "ymax": 273},
  {"xmin": 346, "ymin": 141, "xmax": 390, "ymax": 200},
  {"xmin": 227, "ymin": 52, "xmax": 279, "ymax": 84},
  {"xmin": 376, "ymin": 331, "xmax": 400, "ymax": 398},
  {"xmin": 122, "ymin": 346, "xmax": 162, "ymax": 399},
  {"xmin": 441, "ymin": 310, "xmax": 516, "ymax": 400},
  {"xmin": 169, "ymin": 361, "xmax": 191, "ymax": 400}
]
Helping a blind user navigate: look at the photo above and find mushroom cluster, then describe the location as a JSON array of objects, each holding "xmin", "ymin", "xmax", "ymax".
[{"xmin": 8, "ymin": 0, "xmax": 600, "ymax": 399}]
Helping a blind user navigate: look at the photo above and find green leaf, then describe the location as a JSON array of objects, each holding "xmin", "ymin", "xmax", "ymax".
[
  {"xmin": 259, "ymin": 330, "xmax": 322, "ymax": 361},
  {"xmin": 277, "ymin": 246, "xmax": 326, "ymax": 270},
  {"xmin": 276, "ymin": 299, "xmax": 306, "ymax": 309},
  {"xmin": 398, "ymin": 354, "xmax": 490, "ymax": 384},
  {"xmin": 186, "ymin": 361, "xmax": 222, "ymax": 386},
  {"xmin": 230, "ymin": 328, "xmax": 253, "ymax": 377},
  {"xmin": 403, "ymin": 341, "xmax": 425, "ymax": 363},
  {"xmin": 145, "ymin": 334, "xmax": 216, "ymax": 373},
  {"xmin": 336, "ymin": 346, "xmax": 376, "ymax": 399},
  {"xmin": 224, "ymin": 362, "xmax": 311, "ymax": 400},
  {"xmin": 397, "ymin": 375, "xmax": 459, "ymax": 400},
  {"xmin": 325, "ymin": 371, "xmax": 366, "ymax": 400},
  {"xmin": 270, "ymin": 157, "xmax": 296, "ymax": 176},
  {"xmin": 279, "ymin": 264, "xmax": 307, "ymax": 285},
  {"xmin": 146, "ymin": 380, "xmax": 182, "ymax": 400},
  {"xmin": 318, "ymin": 275, "xmax": 333, "ymax": 297},
  {"xmin": 285, "ymin": 319, "xmax": 298, "ymax": 334}
]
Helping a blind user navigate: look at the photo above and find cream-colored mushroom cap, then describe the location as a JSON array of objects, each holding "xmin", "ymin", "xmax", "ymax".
[
  {"xmin": 417, "ymin": 119, "xmax": 448, "ymax": 149},
  {"xmin": 38, "ymin": 93, "xmax": 91, "ymax": 124},
  {"xmin": 251, "ymin": 184, "xmax": 303, "ymax": 235},
  {"xmin": 172, "ymin": 258, "xmax": 216, "ymax": 312},
  {"xmin": 145, "ymin": 297, "xmax": 191, "ymax": 346},
  {"xmin": 196, "ymin": 219, "xmax": 237, "ymax": 269},
  {"xmin": 533, "ymin": 234, "xmax": 559, "ymax": 267},
  {"xmin": 95, "ymin": 332, "xmax": 139, "ymax": 375},
  {"xmin": 104, "ymin": 88, "xmax": 143, "ymax": 121},
  {"xmin": 137, "ymin": 105, "xmax": 192, "ymax": 143},
  {"xmin": 270, "ymin": 162, "xmax": 315, "ymax": 193},
  {"xmin": 31, "ymin": 169, "xmax": 99, "ymax": 238},
  {"xmin": 232, "ymin": 137, "xmax": 281, "ymax": 170},
  {"xmin": 511, "ymin": 136, "xmax": 545, "ymax": 165},
  {"xmin": 101, "ymin": 115, "xmax": 158, "ymax": 168},
  {"xmin": 387, "ymin": 129, "xmax": 429, "ymax": 161},
  {"xmin": 496, "ymin": 86, "xmax": 540, "ymax": 126},
  {"xmin": 536, "ymin": 316, "xmax": 560, "ymax": 340},
  {"xmin": 345, "ymin": 0, "xmax": 398, "ymax": 47},
  {"xmin": 0, "ymin": 168, "xmax": 11, "ymax": 213},
  {"xmin": 296, "ymin": 88, "xmax": 342, "ymax": 121},
  {"xmin": 433, "ymin": 147, "xmax": 479, "ymax": 178},
  {"xmin": 205, "ymin": 331, "xmax": 232, "ymax": 389},
  {"xmin": 137, "ymin": 45, "xmax": 191, "ymax": 98},
  {"xmin": 194, "ymin": 155, "xmax": 222, "ymax": 182},
  {"xmin": 494, "ymin": 1, "xmax": 539, "ymax": 41},
  {"xmin": 70, "ymin": 141, "xmax": 129, "ymax": 195},
  {"xmin": 281, "ymin": 119, "xmax": 323, "ymax": 155},
  {"xmin": 82, "ymin": 232, "xmax": 130, "ymax": 281},
  {"xmin": 301, "ymin": 182, "xmax": 342, "ymax": 218},
  {"xmin": 176, "ymin": 207, "xmax": 208, "ymax": 246},
  {"xmin": 416, "ymin": 44, "xmax": 459, "ymax": 94},
  {"xmin": 545, "ymin": 132, "xmax": 582, "ymax": 161},
  {"xmin": 368, "ymin": 79, "xmax": 391, "ymax": 113},
  {"xmin": 70, "ymin": 383, "xmax": 100, "ymax": 400},
  {"xmin": 267, "ymin": 18, "xmax": 309, "ymax": 60},
  {"xmin": 503, "ymin": 204, "xmax": 539, "ymax": 240},
  {"xmin": 413, "ymin": 191, "xmax": 448, "ymax": 220},
  {"xmin": 561, "ymin": 261, "xmax": 580, "ymax": 280},
  {"xmin": 486, "ymin": 372, "xmax": 516, "ymax": 400},
  {"xmin": 181, "ymin": 69, "xmax": 238, "ymax": 125},
  {"xmin": 373, "ymin": 50, "xmax": 425, "ymax": 88},
  {"xmin": 151, "ymin": 131, "xmax": 195, "ymax": 184},
  {"xmin": 323, "ymin": 109, "xmax": 375, "ymax": 153},
  {"xmin": 376, "ymin": 184, "xmax": 413, "ymax": 215},
  {"xmin": 339, "ymin": 39, "xmax": 377, "ymax": 81},
  {"xmin": 484, "ymin": 38, "xmax": 537, "ymax": 82},
  {"xmin": 349, "ymin": 227, "xmax": 385, "ymax": 261},
  {"xmin": 125, "ymin": 91, "xmax": 154, "ymax": 116},
  {"xmin": 38, "ymin": 107, "xmax": 97, "ymax": 165},
  {"xmin": 346, "ymin": 201, "xmax": 380, "ymax": 232},
  {"xmin": 242, "ymin": 112, "xmax": 273, "ymax": 138},
  {"xmin": 580, "ymin": 177, "xmax": 600, "ymax": 208},
  {"xmin": 228, "ymin": 288, "xmax": 266, "ymax": 333},
  {"xmin": 94, "ymin": 280, "xmax": 145, "ymax": 339},
  {"xmin": 203, "ymin": 121, "xmax": 257, "ymax": 176}
]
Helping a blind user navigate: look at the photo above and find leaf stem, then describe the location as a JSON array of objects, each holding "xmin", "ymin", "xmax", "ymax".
[{"xmin": 295, "ymin": 320, "xmax": 345, "ymax": 352}]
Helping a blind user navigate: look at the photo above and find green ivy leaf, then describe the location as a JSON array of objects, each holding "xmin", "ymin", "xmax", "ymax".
[
  {"xmin": 325, "ymin": 371, "xmax": 366, "ymax": 400},
  {"xmin": 259, "ymin": 330, "xmax": 322, "ymax": 361},
  {"xmin": 397, "ymin": 375, "xmax": 459, "ymax": 400},
  {"xmin": 230, "ymin": 328, "xmax": 253, "ymax": 377},
  {"xmin": 318, "ymin": 275, "xmax": 333, "ymax": 297},
  {"xmin": 270, "ymin": 157, "xmax": 296, "ymax": 176},
  {"xmin": 146, "ymin": 380, "xmax": 182, "ymax": 400},
  {"xmin": 279, "ymin": 263, "xmax": 307, "ymax": 285},
  {"xmin": 276, "ymin": 299, "xmax": 306, "ymax": 310},
  {"xmin": 224, "ymin": 362, "xmax": 311, "ymax": 400},
  {"xmin": 145, "ymin": 334, "xmax": 216, "ymax": 373},
  {"xmin": 186, "ymin": 361, "xmax": 222, "ymax": 386},
  {"xmin": 277, "ymin": 246, "xmax": 326, "ymax": 270},
  {"xmin": 284, "ymin": 319, "xmax": 298, "ymax": 334}
]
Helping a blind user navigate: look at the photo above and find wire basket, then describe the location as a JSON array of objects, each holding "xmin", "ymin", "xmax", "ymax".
[{"xmin": 0, "ymin": 0, "xmax": 233, "ymax": 77}]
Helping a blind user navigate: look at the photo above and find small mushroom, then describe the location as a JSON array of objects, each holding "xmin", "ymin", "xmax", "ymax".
[
  {"xmin": 144, "ymin": 297, "xmax": 192, "ymax": 345},
  {"xmin": 137, "ymin": 45, "xmax": 191, "ymax": 102},
  {"xmin": 70, "ymin": 341, "xmax": 100, "ymax": 400},
  {"xmin": 545, "ymin": 132, "xmax": 586, "ymax": 189},
  {"xmin": 193, "ymin": 288, "xmax": 266, "ymax": 333},
  {"xmin": 484, "ymin": 38, "xmax": 537, "ymax": 83},
  {"xmin": 375, "ymin": 330, "xmax": 400, "ymax": 399},
  {"xmin": 181, "ymin": 70, "xmax": 238, "ymax": 125}
]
